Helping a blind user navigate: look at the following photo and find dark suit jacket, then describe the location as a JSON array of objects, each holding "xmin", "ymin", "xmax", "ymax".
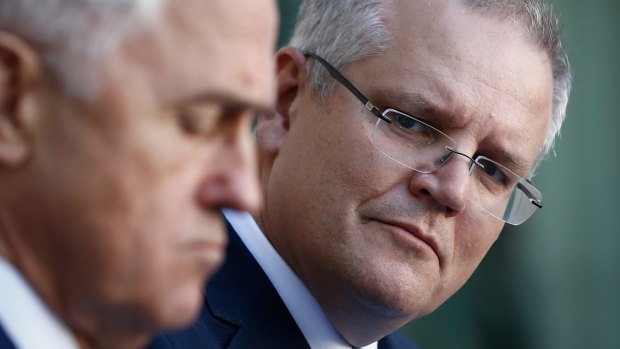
[
  {"xmin": 0, "ymin": 323, "xmax": 17, "ymax": 349},
  {"xmin": 148, "ymin": 223, "xmax": 419, "ymax": 349}
]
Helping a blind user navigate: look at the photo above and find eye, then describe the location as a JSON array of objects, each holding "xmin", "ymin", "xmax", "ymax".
[
  {"xmin": 476, "ymin": 158, "xmax": 511, "ymax": 186},
  {"xmin": 396, "ymin": 113, "xmax": 426, "ymax": 133},
  {"xmin": 390, "ymin": 112, "xmax": 436, "ymax": 146}
]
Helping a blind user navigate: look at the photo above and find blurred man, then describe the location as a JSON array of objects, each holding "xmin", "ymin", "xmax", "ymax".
[
  {"xmin": 150, "ymin": 0, "xmax": 571, "ymax": 348},
  {"xmin": 0, "ymin": 0, "xmax": 277, "ymax": 348}
]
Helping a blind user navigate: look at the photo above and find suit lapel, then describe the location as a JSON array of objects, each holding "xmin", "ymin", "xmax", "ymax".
[
  {"xmin": 0, "ymin": 321, "xmax": 17, "ymax": 349},
  {"xmin": 206, "ymin": 223, "xmax": 309, "ymax": 349}
]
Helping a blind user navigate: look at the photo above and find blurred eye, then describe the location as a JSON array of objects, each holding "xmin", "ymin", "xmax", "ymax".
[{"xmin": 178, "ymin": 104, "xmax": 221, "ymax": 136}]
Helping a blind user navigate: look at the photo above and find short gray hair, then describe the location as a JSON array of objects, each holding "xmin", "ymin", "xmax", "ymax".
[
  {"xmin": 0, "ymin": 0, "xmax": 164, "ymax": 99},
  {"xmin": 290, "ymin": 0, "xmax": 572, "ymax": 169},
  {"xmin": 290, "ymin": 0, "xmax": 390, "ymax": 102}
]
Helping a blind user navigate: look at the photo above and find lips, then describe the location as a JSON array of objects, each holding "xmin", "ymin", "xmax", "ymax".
[
  {"xmin": 187, "ymin": 239, "xmax": 227, "ymax": 277},
  {"xmin": 375, "ymin": 218, "xmax": 442, "ymax": 263}
]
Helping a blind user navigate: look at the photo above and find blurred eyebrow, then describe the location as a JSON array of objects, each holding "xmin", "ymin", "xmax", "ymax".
[{"xmin": 174, "ymin": 92, "xmax": 275, "ymax": 115}]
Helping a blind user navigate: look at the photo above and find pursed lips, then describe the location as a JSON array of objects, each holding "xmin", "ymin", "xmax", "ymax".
[{"xmin": 375, "ymin": 218, "xmax": 443, "ymax": 265}]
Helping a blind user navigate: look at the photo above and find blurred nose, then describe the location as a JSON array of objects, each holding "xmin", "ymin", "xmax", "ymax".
[
  {"xmin": 197, "ymin": 113, "xmax": 260, "ymax": 214},
  {"xmin": 408, "ymin": 154, "xmax": 470, "ymax": 217}
]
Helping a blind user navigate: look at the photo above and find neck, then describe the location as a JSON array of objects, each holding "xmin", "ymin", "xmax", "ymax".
[{"xmin": 0, "ymin": 225, "xmax": 151, "ymax": 349}]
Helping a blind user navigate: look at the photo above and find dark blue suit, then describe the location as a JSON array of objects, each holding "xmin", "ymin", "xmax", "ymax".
[
  {"xmin": 0, "ymin": 323, "xmax": 17, "ymax": 349},
  {"xmin": 148, "ymin": 223, "xmax": 419, "ymax": 349}
]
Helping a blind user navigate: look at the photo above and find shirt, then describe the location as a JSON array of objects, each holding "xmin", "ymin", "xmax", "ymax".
[{"xmin": 0, "ymin": 257, "xmax": 80, "ymax": 349}]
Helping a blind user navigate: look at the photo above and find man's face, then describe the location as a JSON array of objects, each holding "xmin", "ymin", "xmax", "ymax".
[
  {"xmin": 7, "ymin": 0, "xmax": 276, "ymax": 334},
  {"xmin": 261, "ymin": 0, "xmax": 552, "ymax": 331}
]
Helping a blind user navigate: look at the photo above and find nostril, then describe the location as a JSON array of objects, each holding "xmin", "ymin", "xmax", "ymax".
[
  {"xmin": 445, "ymin": 205, "xmax": 461, "ymax": 218},
  {"xmin": 419, "ymin": 188, "xmax": 431, "ymax": 197}
]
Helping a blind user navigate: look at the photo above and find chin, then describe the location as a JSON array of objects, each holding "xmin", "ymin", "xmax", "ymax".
[
  {"xmin": 148, "ymin": 282, "xmax": 205, "ymax": 331},
  {"xmin": 351, "ymin": 266, "xmax": 440, "ymax": 320}
]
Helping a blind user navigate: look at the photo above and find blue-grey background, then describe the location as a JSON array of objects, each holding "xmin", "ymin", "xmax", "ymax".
[{"xmin": 277, "ymin": 1, "xmax": 620, "ymax": 348}]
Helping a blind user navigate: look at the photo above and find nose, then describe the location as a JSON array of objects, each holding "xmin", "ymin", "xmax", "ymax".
[
  {"xmin": 408, "ymin": 153, "xmax": 470, "ymax": 217},
  {"xmin": 196, "ymin": 113, "xmax": 261, "ymax": 214}
]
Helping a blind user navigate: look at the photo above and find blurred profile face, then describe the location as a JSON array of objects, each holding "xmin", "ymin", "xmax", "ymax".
[
  {"xmin": 2, "ymin": 0, "xmax": 277, "ymax": 340},
  {"xmin": 259, "ymin": 0, "xmax": 553, "ymax": 339}
]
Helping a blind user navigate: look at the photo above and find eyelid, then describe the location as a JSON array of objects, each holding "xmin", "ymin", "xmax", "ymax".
[
  {"xmin": 387, "ymin": 107, "xmax": 439, "ymax": 129},
  {"xmin": 484, "ymin": 151, "xmax": 529, "ymax": 179},
  {"xmin": 476, "ymin": 155, "xmax": 525, "ymax": 182},
  {"xmin": 178, "ymin": 103, "xmax": 223, "ymax": 136}
]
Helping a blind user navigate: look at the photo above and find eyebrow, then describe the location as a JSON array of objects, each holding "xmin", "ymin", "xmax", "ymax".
[
  {"xmin": 384, "ymin": 90, "xmax": 459, "ymax": 129},
  {"xmin": 493, "ymin": 148, "xmax": 530, "ymax": 177},
  {"xmin": 393, "ymin": 91, "xmax": 436, "ymax": 112}
]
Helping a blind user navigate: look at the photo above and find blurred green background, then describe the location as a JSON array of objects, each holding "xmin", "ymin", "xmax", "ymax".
[{"xmin": 277, "ymin": 1, "xmax": 620, "ymax": 348}]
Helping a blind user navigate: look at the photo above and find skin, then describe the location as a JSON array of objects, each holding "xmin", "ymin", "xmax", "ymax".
[
  {"xmin": 257, "ymin": 0, "xmax": 553, "ymax": 346},
  {"xmin": 0, "ymin": 0, "xmax": 277, "ymax": 348}
]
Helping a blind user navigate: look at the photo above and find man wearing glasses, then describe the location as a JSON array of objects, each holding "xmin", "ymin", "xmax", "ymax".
[{"xmin": 150, "ymin": 0, "xmax": 571, "ymax": 348}]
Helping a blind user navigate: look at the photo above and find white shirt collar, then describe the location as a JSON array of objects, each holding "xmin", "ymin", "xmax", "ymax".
[
  {"xmin": 223, "ymin": 209, "xmax": 378, "ymax": 349},
  {"xmin": 0, "ymin": 256, "xmax": 80, "ymax": 349}
]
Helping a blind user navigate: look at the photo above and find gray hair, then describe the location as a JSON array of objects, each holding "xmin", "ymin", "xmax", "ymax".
[
  {"xmin": 0, "ymin": 0, "xmax": 164, "ymax": 99},
  {"xmin": 290, "ymin": 0, "xmax": 390, "ymax": 102},
  {"xmin": 290, "ymin": 0, "xmax": 572, "ymax": 170}
]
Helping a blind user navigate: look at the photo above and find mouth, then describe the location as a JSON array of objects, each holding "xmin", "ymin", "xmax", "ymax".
[
  {"xmin": 188, "ymin": 238, "xmax": 226, "ymax": 260},
  {"xmin": 374, "ymin": 218, "xmax": 441, "ymax": 263},
  {"xmin": 187, "ymin": 240, "xmax": 227, "ymax": 278}
]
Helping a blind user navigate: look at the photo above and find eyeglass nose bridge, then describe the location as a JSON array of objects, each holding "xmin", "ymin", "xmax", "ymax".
[{"xmin": 436, "ymin": 146, "xmax": 482, "ymax": 175}]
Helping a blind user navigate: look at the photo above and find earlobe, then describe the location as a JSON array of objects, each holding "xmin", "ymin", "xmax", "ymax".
[
  {"xmin": 0, "ymin": 31, "xmax": 41, "ymax": 167},
  {"xmin": 256, "ymin": 112, "xmax": 288, "ymax": 154},
  {"xmin": 256, "ymin": 47, "xmax": 307, "ymax": 155}
]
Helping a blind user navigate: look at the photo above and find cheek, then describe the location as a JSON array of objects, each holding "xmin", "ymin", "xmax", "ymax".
[
  {"xmin": 316, "ymin": 114, "xmax": 393, "ymax": 201},
  {"xmin": 87, "ymin": 142, "xmax": 207, "ymax": 276},
  {"xmin": 91, "ymin": 157, "xmax": 214, "ymax": 314},
  {"xmin": 273, "ymin": 116, "xmax": 378, "ymax": 222},
  {"xmin": 448, "ymin": 214, "xmax": 503, "ymax": 287}
]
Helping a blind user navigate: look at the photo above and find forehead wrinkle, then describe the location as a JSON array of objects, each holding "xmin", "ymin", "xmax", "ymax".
[{"xmin": 471, "ymin": 69, "xmax": 543, "ymax": 119}]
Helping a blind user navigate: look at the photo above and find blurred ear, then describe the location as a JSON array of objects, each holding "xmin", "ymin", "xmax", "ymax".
[
  {"xmin": 256, "ymin": 46, "xmax": 306, "ymax": 155},
  {"xmin": 0, "ymin": 31, "xmax": 40, "ymax": 167}
]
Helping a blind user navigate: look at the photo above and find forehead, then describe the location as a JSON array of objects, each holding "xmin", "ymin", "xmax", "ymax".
[
  {"xmin": 353, "ymin": 0, "xmax": 553, "ymax": 171},
  {"xmin": 111, "ymin": 0, "xmax": 277, "ymax": 108}
]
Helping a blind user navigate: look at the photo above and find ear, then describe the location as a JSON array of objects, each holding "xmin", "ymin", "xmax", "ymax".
[
  {"xmin": 0, "ymin": 31, "xmax": 41, "ymax": 167},
  {"xmin": 256, "ymin": 46, "xmax": 306, "ymax": 155}
]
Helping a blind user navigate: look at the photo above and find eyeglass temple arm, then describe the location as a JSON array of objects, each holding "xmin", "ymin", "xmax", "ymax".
[
  {"xmin": 302, "ymin": 51, "xmax": 391, "ymax": 123},
  {"xmin": 517, "ymin": 181, "xmax": 543, "ymax": 208}
]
